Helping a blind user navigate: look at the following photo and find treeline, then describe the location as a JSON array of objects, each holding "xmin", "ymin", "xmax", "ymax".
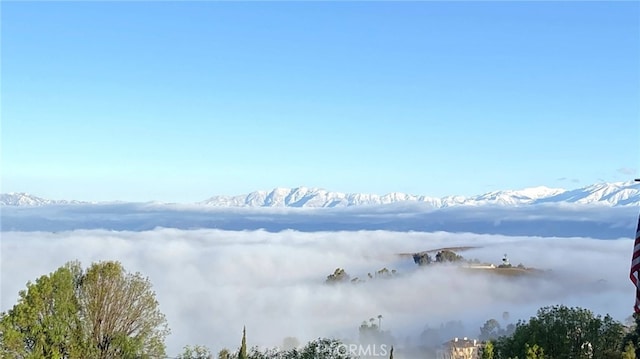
[
  {"xmin": 413, "ymin": 249, "xmax": 465, "ymax": 266},
  {"xmin": 193, "ymin": 320, "xmax": 392, "ymax": 359},
  {"xmin": 482, "ymin": 305, "xmax": 639, "ymax": 359},
  {"xmin": 325, "ymin": 267, "xmax": 399, "ymax": 284}
]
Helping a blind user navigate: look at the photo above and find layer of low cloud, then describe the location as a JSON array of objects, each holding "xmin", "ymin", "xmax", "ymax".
[
  {"xmin": 1, "ymin": 229, "xmax": 634, "ymax": 357},
  {"xmin": 2, "ymin": 203, "xmax": 638, "ymax": 239}
]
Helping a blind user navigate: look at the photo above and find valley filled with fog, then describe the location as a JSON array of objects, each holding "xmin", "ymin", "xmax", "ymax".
[{"xmin": 1, "ymin": 203, "xmax": 636, "ymax": 356}]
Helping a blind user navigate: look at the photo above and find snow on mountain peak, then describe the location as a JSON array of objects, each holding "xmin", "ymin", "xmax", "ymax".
[
  {"xmin": 197, "ymin": 182, "xmax": 640, "ymax": 208},
  {"xmin": 0, "ymin": 192, "xmax": 89, "ymax": 206},
  {"xmin": 3, "ymin": 181, "xmax": 640, "ymax": 208}
]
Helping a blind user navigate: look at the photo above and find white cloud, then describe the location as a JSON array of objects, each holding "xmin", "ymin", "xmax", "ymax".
[{"xmin": 1, "ymin": 229, "xmax": 634, "ymax": 356}]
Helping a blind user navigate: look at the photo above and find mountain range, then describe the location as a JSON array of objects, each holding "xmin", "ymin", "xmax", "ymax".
[{"xmin": 2, "ymin": 181, "xmax": 640, "ymax": 208}]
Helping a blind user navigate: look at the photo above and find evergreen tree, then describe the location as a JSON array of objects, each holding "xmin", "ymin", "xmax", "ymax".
[{"xmin": 239, "ymin": 327, "xmax": 247, "ymax": 359}]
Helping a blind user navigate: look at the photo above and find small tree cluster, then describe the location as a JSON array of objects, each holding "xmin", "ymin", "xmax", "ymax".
[
  {"xmin": 179, "ymin": 345, "xmax": 214, "ymax": 359},
  {"xmin": 414, "ymin": 250, "xmax": 465, "ymax": 267},
  {"xmin": 326, "ymin": 268, "xmax": 350, "ymax": 284},
  {"xmin": 435, "ymin": 250, "xmax": 464, "ymax": 263},
  {"xmin": 479, "ymin": 319, "xmax": 515, "ymax": 341},
  {"xmin": 413, "ymin": 252, "xmax": 433, "ymax": 266}
]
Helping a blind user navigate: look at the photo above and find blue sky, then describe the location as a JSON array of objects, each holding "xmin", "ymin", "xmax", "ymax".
[{"xmin": 2, "ymin": 1, "xmax": 639, "ymax": 202}]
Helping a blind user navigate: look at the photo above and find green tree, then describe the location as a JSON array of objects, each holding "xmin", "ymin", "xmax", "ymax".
[
  {"xmin": 480, "ymin": 341, "xmax": 494, "ymax": 359},
  {"xmin": 623, "ymin": 342, "xmax": 637, "ymax": 359},
  {"xmin": 0, "ymin": 261, "xmax": 169, "ymax": 359},
  {"xmin": 494, "ymin": 305, "xmax": 624, "ymax": 359},
  {"xmin": 296, "ymin": 338, "xmax": 352, "ymax": 359},
  {"xmin": 326, "ymin": 268, "xmax": 350, "ymax": 284},
  {"xmin": 179, "ymin": 345, "xmax": 213, "ymax": 359},
  {"xmin": 79, "ymin": 261, "xmax": 169, "ymax": 358},
  {"xmin": 413, "ymin": 253, "xmax": 432, "ymax": 266},
  {"xmin": 525, "ymin": 343, "xmax": 544, "ymax": 359},
  {"xmin": 624, "ymin": 313, "xmax": 640, "ymax": 358},
  {"xmin": 0, "ymin": 262, "xmax": 87, "ymax": 358},
  {"xmin": 435, "ymin": 250, "xmax": 463, "ymax": 263},
  {"xmin": 218, "ymin": 348, "xmax": 232, "ymax": 359},
  {"xmin": 479, "ymin": 319, "xmax": 502, "ymax": 341},
  {"xmin": 239, "ymin": 327, "xmax": 247, "ymax": 359}
]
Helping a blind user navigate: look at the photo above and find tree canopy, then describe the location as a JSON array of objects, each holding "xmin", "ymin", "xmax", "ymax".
[
  {"xmin": 494, "ymin": 305, "xmax": 624, "ymax": 359},
  {"xmin": 0, "ymin": 261, "xmax": 169, "ymax": 359}
]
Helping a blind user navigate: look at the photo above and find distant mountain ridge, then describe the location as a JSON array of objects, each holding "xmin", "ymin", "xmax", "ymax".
[
  {"xmin": 3, "ymin": 181, "xmax": 640, "ymax": 208},
  {"xmin": 199, "ymin": 182, "xmax": 640, "ymax": 208},
  {"xmin": 0, "ymin": 193, "xmax": 90, "ymax": 207}
]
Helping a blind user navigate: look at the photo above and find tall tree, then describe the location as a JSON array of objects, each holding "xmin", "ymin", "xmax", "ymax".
[
  {"xmin": 0, "ymin": 261, "xmax": 169, "ymax": 359},
  {"xmin": 79, "ymin": 261, "xmax": 169, "ymax": 358},
  {"xmin": 0, "ymin": 262, "xmax": 86, "ymax": 358},
  {"xmin": 239, "ymin": 326, "xmax": 247, "ymax": 359},
  {"xmin": 479, "ymin": 319, "xmax": 502, "ymax": 341}
]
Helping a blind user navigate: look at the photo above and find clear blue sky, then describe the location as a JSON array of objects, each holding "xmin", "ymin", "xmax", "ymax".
[{"xmin": 1, "ymin": 1, "xmax": 639, "ymax": 202}]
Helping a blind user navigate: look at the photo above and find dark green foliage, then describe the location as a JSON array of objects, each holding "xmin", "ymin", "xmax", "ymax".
[
  {"xmin": 239, "ymin": 327, "xmax": 248, "ymax": 359},
  {"xmin": 413, "ymin": 253, "xmax": 432, "ymax": 266},
  {"xmin": 414, "ymin": 250, "xmax": 464, "ymax": 266},
  {"xmin": 623, "ymin": 313, "xmax": 640, "ymax": 358},
  {"xmin": 479, "ymin": 319, "xmax": 515, "ymax": 341},
  {"xmin": 494, "ymin": 305, "xmax": 624, "ymax": 359},
  {"xmin": 479, "ymin": 319, "xmax": 502, "ymax": 342},
  {"xmin": 435, "ymin": 250, "xmax": 463, "ymax": 263}
]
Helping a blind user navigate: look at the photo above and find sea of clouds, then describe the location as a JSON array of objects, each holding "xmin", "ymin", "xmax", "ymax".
[{"xmin": 1, "ymin": 204, "xmax": 637, "ymax": 356}]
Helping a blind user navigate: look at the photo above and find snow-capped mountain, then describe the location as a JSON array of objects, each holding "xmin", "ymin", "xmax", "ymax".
[
  {"xmin": 198, "ymin": 185, "xmax": 569, "ymax": 208},
  {"xmin": 3, "ymin": 181, "xmax": 640, "ymax": 208},
  {"xmin": 0, "ymin": 193, "xmax": 87, "ymax": 206},
  {"xmin": 199, "ymin": 181, "xmax": 640, "ymax": 208}
]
